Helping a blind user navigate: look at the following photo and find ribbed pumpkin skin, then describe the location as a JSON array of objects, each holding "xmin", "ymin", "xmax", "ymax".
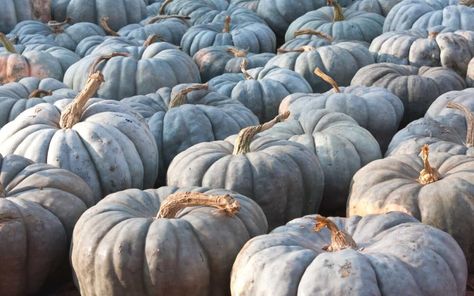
[
  {"xmin": 0, "ymin": 98, "xmax": 159, "ymax": 200},
  {"xmin": 0, "ymin": 153, "xmax": 96, "ymax": 296},
  {"xmin": 0, "ymin": 77, "xmax": 76, "ymax": 128},
  {"xmin": 260, "ymin": 110, "xmax": 381, "ymax": 214},
  {"xmin": 167, "ymin": 136, "xmax": 325, "ymax": 229},
  {"xmin": 0, "ymin": 0, "xmax": 50, "ymax": 33},
  {"xmin": 209, "ymin": 66, "xmax": 312, "ymax": 122},
  {"xmin": 350, "ymin": 0, "xmax": 401, "ymax": 15},
  {"xmin": 285, "ymin": 7, "xmax": 385, "ymax": 43},
  {"xmin": 350, "ymin": 63, "xmax": 466, "ymax": 124},
  {"xmin": 279, "ymin": 86, "xmax": 404, "ymax": 151},
  {"xmin": 231, "ymin": 212, "xmax": 468, "ymax": 296},
  {"xmin": 64, "ymin": 42, "xmax": 201, "ymax": 100},
  {"xmin": 279, "ymin": 34, "xmax": 334, "ymax": 50},
  {"xmin": 118, "ymin": 18, "xmax": 190, "ymax": 46},
  {"xmin": 266, "ymin": 42, "xmax": 374, "ymax": 92},
  {"xmin": 348, "ymin": 152, "xmax": 474, "ymax": 270},
  {"xmin": 71, "ymin": 186, "xmax": 268, "ymax": 296}
]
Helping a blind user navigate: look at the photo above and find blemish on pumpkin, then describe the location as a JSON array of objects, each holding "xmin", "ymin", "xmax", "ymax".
[{"xmin": 338, "ymin": 261, "xmax": 352, "ymax": 278}]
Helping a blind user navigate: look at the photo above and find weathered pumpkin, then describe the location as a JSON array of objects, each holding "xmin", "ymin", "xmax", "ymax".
[
  {"xmin": 209, "ymin": 63, "xmax": 312, "ymax": 122},
  {"xmin": 0, "ymin": 68, "xmax": 159, "ymax": 200},
  {"xmin": 231, "ymin": 212, "xmax": 468, "ymax": 295},
  {"xmin": 71, "ymin": 186, "xmax": 268, "ymax": 296},
  {"xmin": 167, "ymin": 113, "xmax": 325, "ymax": 229},
  {"xmin": 348, "ymin": 145, "xmax": 474, "ymax": 270},
  {"xmin": 0, "ymin": 153, "xmax": 96, "ymax": 295}
]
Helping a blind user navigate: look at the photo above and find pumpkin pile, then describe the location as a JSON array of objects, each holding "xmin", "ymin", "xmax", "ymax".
[{"xmin": 0, "ymin": 0, "xmax": 473, "ymax": 294}]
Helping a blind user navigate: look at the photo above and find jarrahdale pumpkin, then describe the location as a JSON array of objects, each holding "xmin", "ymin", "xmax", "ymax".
[
  {"xmin": 0, "ymin": 153, "xmax": 96, "ymax": 295},
  {"xmin": 348, "ymin": 145, "xmax": 474, "ymax": 270},
  {"xmin": 231, "ymin": 212, "xmax": 468, "ymax": 296},
  {"xmin": 71, "ymin": 186, "xmax": 268, "ymax": 296}
]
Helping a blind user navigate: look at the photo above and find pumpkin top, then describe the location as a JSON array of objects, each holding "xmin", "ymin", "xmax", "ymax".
[
  {"xmin": 100, "ymin": 17, "xmax": 119, "ymax": 36},
  {"xmin": 327, "ymin": 0, "xmax": 345, "ymax": 21},
  {"xmin": 168, "ymin": 83, "xmax": 209, "ymax": 108},
  {"xmin": 314, "ymin": 215, "xmax": 357, "ymax": 251},
  {"xmin": 314, "ymin": 67, "xmax": 340, "ymax": 92},
  {"xmin": 47, "ymin": 17, "xmax": 71, "ymax": 34},
  {"xmin": 294, "ymin": 29, "xmax": 333, "ymax": 41},
  {"xmin": 447, "ymin": 101, "xmax": 474, "ymax": 147},
  {"xmin": 0, "ymin": 32, "xmax": 17, "ymax": 53},
  {"xmin": 418, "ymin": 145, "xmax": 441, "ymax": 184}
]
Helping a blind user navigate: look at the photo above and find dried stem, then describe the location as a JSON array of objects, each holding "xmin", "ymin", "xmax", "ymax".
[
  {"xmin": 0, "ymin": 33, "xmax": 16, "ymax": 53},
  {"xmin": 428, "ymin": 31, "xmax": 440, "ymax": 39},
  {"xmin": 460, "ymin": 0, "xmax": 474, "ymax": 6},
  {"xmin": 147, "ymin": 15, "xmax": 190, "ymax": 24},
  {"xmin": 143, "ymin": 34, "xmax": 162, "ymax": 47},
  {"xmin": 314, "ymin": 216, "xmax": 357, "ymax": 252},
  {"xmin": 223, "ymin": 16, "xmax": 231, "ymax": 33},
  {"xmin": 233, "ymin": 112, "xmax": 290, "ymax": 155},
  {"xmin": 0, "ymin": 181, "xmax": 5, "ymax": 198},
  {"xmin": 277, "ymin": 45, "xmax": 316, "ymax": 54},
  {"xmin": 159, "ymin": 0, "xmax": 174, "ymax": 14},
  {"xmin": 89, "ymin": 52, "xmax": 128, "ymax": 76},
  {"xmin": 100, "ymin": 17, "xmax": 119, "ymax": 36},
  {"xmin": 157, "ymin": 192, "xmax": 240, "ymax": 218},
  {"xmin": 417, "ymin": 144, "xmax": 441, "ymax": 185},
  {"xmin": 327, "ymin": 0, "xmax": 345, "ymax": 21},
  {"xmin": 47, "ymin": 17, "xmax": 71, "ymax": 33},
  {"xmin": 29, "ymin": 89, "xmax": 53, "ymax": 98},
  {"xmin": 294, "ymin": 29, "xmax": 333, "ymax": 42},
  {"xmin": 227, "ymin": 47, "xmax": 247, "ymax": 57},
  {"xmin": 240, "ymin": 59, "xmax": 254, "ymax": 80},
  {"xmin": 447, "ymin": 102, "xmax": 474, "ymax": 147},
  {"xmin": 314, "ymin": 67, "xmax": 340, "ymax": 93},
  {"xmin": 169, "ymin": 83, "xmax": 209, "ymax": 108}
]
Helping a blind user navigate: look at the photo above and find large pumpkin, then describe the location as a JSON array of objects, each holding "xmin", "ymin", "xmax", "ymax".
[
  {"xmin": 167, "ymin": 113, "xmax": 325, "ymax": 229},
  {"xmin": 208, "ymin": 63, "xmax": 312, "ymax": 122},
  {"xmin": 71, "ymin": 186, "xmax": 268, "ymax": 296},
  {"xmin": 279, "ymin": 30, "xmax": 334, "ymax": 51},
  {"xmin": 0, "ymin": 77, "xmax": 76, "ymax": 128},
  {"xmin": 348, "ymin": 145, "xmax": 474, "ymax": 270},
  {"xmin": 0, "ymin": 67, "xmax": 159, "ymax": 200},
  {"xmin": 0, "ymin": 153, "xmax": 96, "ymax": 295},
  {"xmin": 231, "ymin": 212, "xmax": 468, "ymax": 295},
  {"xmin": 350, "ymin": 63, "xmax": 466, "ymax": 124}
]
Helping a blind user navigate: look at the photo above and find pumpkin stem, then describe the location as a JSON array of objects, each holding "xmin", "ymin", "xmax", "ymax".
[
  {"xmin": 428, "ymin": 31, "xmax": 440, "ymax": 39},
  {"xmin": 147, "ymin": 14, "xmax": 190, "ymax": 24},
  {"xmin": 47, "ymin": 17, "xmax": 71, "ymax": 33},
  {"xmin": 0, "ymin": 33, "xmax": 17, "ymax": 53},
  {"xmin": 314, "ymin": 215, "xmax": 357, "ymax": 252},
  {"xmin": 277, "ymin": 45, "xmax": 316, "ymax": 54},
  {"xmin": 227, "ymin": 47, "xmax": 248, "ymax": 57},
  {"xmin": 223, "ymin": 16, "xmax": 231, "ymax": 33},
  {"xmin": 143, "ymin": 34, "xmax": 162, "ymax": 47},
  {"xmin": 29, "ymin": 89, "xmax": 53, "ymax": 98},
  {"xmin": 240, "ymin": 59, "xmax": 254, "ymax": 80},
  {"xmin": 314, "ymin": 67, "xmax": 340, "ymax": 93},
  {"xmin": 89, "ymin": 52, "xmax": 128, "ymax": 75},
  {"xmin": 447, "ymin": 102, "xmax": 474, "ymax": 147},
  {"xmin": 418, "ymin": 144, "xmax": 441, "ymax": 185},
  {"xmin": 156, "ymin": 191, "xmax": 240, "ymax": 218},
  {"xmin": 327, "ymin": 0, "xmax": 345, "ymax": 21},
  {"xmin": 159, "ymin": 0, "xmax": 174, "ymax": 14},
  {"xmin": 100, "ymin": 17, "xmax": 119, "ymax": 36},
  {"xmin": 169, "ymin": 83, "xmax": 209, "ymax": 108},
  {"xmin": 233, "ymin": 112, "xmax": 290, "ymax": 155},
  {"xmin": 460, "ymin": 0, "xmax": 474, "ymax": 6},
  {"xmin": 294, "ymin": 29, "xmax": 333, "ymax": 42}
]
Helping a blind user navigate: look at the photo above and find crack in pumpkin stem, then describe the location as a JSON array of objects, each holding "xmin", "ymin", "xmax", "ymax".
[
  {"xmin": 294, "ymin": 29, "xmax": 333, "ymax": 42},
  {"xmin": 147, "ymin": 14, "xmax": 190, "ymax": 24},
  {"xmin": 29, "ymin": 89, "xmax": 53, "ymax": 98},
  {"xmin": 0, "ymin": 33, "xmax": 17, "ymax": 53},
  {"xmin": 447, "ymin": 101, "xmax": 474, "ymax": 147},
  {"xmin": 223, "ymin": 16, "xmax": 231, "ymax": 33},
  {"xmin": 159, "ymin": 0, "xmax": 174, "ymax": 15},
  {"xmin": 327, "ymin": 0, "xmax": 345, "ymax": 21},
  {"xmin": 169, "ymin": 83, "xmax": 209, "ymax": 108},
  {"xmin": 314, "ymin": 215, "xmax": 357, "ymax": 252},
  {"xmin": 240, "ymin": 59, "xmax": 254, "ymax": 80},
  {"xmin": 233, "ymin": 112, "xmax": 290, "ymax": 155},
  {"xmin": 47, "ymin": 17, "xmax": 71, "ymax": 33},
  {"xmin": 227, "ymin": 47, "xmax": 247, "ymax": 57},
  {"xmin": 418, "ymin": 144, "xmax": 441, "ymax": 185},
  {"xmin": 156, "ymin": 192, "xmax": 240, "ymax": 218},
  {"xmin": 100, "ymin": 17, "xmax": 119, "ymax": 36},
  {"xmin": 314, "ymin": 67, "xmax": 340, "ymax": 93}
]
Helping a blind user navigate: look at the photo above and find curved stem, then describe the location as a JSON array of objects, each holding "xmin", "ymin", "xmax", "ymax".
[
  {"xmin": 327, "ymin": 0, "xmax": 345, "ymax": 21},
  {"xmin": 0, "ymin": 33, "xmax": 16, "ymax": 53},
  {"xmin": 227, "ymin": 47, "xmax": 247, "ymax": 57},
  {"xmin": 314, "ymin": 216, "xmax": 357, "ymax": 251},
  {"xmin": 233, "ymin": 112, "xmax": 290, "ymax": 155},
  {"xmin": 277, "ymin": 45, "xmax": 316, "ymax": 54},
  {"xmin": 47, "ymin": 17, "xmax": 71, "ymax": 33},
  {"xmin": 447, "ymin": 102, "xmax": 474, "ymax": 147},
  {"xmin": 460, "ymin": 0, "xmax": 474, "ymax": 6},
  {"xmin": 223, "ymin": 16, "xmax": 231, "ymax": 33},
  {"xmin": 89, "ymin": 52, "xmax": 128, "ymax": 75},
  {"xmin": 417, "ymin": 144, "xmax": 441, "ymax": 185},
  {"xmin": 100, "ymin": 17, "xmax": 119, "ymax": 36},
  {"xmin": 147, "ymin": 15, "xmax": 190, "ymax": 24},
  {"xmin": 240, "ymin": 59, "xmax": 254, "ymax": 80},
  {"xmin": 143, "ymin": 34, "xmax": 162, "ymax": 47},
  {"xmin": 294, "ymin": 29, "xmax": 333, "ymax": 42},
  {"xmin": 169, "ymin": 83, "xmax": 209, "ymax": 108},
  {"xmin": 29, "ymin": 89, "xmax": 53, "ymax": 98},
  {"xmin": 157, "ymin": 191, "xmax": 240, "ymax": 218},
  {"xmin": 314, "ymin": 67, "xmax": 340, "ymax": 93},
  {"xmin": 159, "ymin": 0, "xmax": 174, "ymax": 15}
]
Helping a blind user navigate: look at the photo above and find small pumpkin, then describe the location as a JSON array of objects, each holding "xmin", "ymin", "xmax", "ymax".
[
  {"xmin": 0, "ymin": 153, "xmax": 96, "ymax": 295},
  {"xmin": 167, "ymin": 113, "xmax": 325, "ymax": 229},
  {"xmin": 348, "ymin": 145, "xmax": 474, "ymax": 270},
  {"xmin": 231, "ymin": 212, "xmax": 468, "ymax": 296},
  {"xmin": 71, "ymin": 187, "xmax": 268, "ymax": 296}
]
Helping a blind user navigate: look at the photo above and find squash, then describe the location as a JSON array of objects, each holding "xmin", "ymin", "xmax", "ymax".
[
  {"xmin": 231, "ymin": 212, "xmax": 468, "ymax": 296},
  {"xmin": 0, "ymin": 64, "xmax": 159, "ymax": 200},
  {"xmin": 285, "ymin": 1, "xmax": 385, "ymax": 43},
  {"xmin": 0, "ymin": 153, "xmax": 96, "ymax": 295},
  {"xmin": 350, "ymin": 0, "xmax": 401, "ymax": 15},
  {"xmin": 231, "ymin": 0, "xmax": 259, "ymax": 11},
  {"xmin": 180, "ymin": 16, "xmax": 276, "ymax": 56},
  {"xmin": 348, "ymin": 145, "xmax": 474, "ymax": 270},
  {"xmin": 467, "ymin": 57, "xmax": 474, "ymax": 87},
  {"xmin": 71, "ymin": 187, "xmax": 267, "ymax": 296},
  {"xmin": 208, "ymin": 63, "xmax": 312, "ymax": 122},
  {"xmin": 167, "ymin": 113, "xmax": 325, "ymax": 229},
  {"xmin": 121, "ymin": 83, "xmax": 259, "ymax": 182},
  {"xmin": 350, "ymin": 63, "xmax": 466, "ymax": 124},
  {"xmin": 279, "ymin": 30, "xmax": 334, "ymax": 51},
  {"xmin": 0, "ymin": 77, "xmax": 76, "ymax": 128},
  {"xmin": 279, "ymin": 68, "xmax": 404, "ymax": 151},
  {"xmin": 0, "ymin": 0, "xmax": 50, "ymax": 33}
]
